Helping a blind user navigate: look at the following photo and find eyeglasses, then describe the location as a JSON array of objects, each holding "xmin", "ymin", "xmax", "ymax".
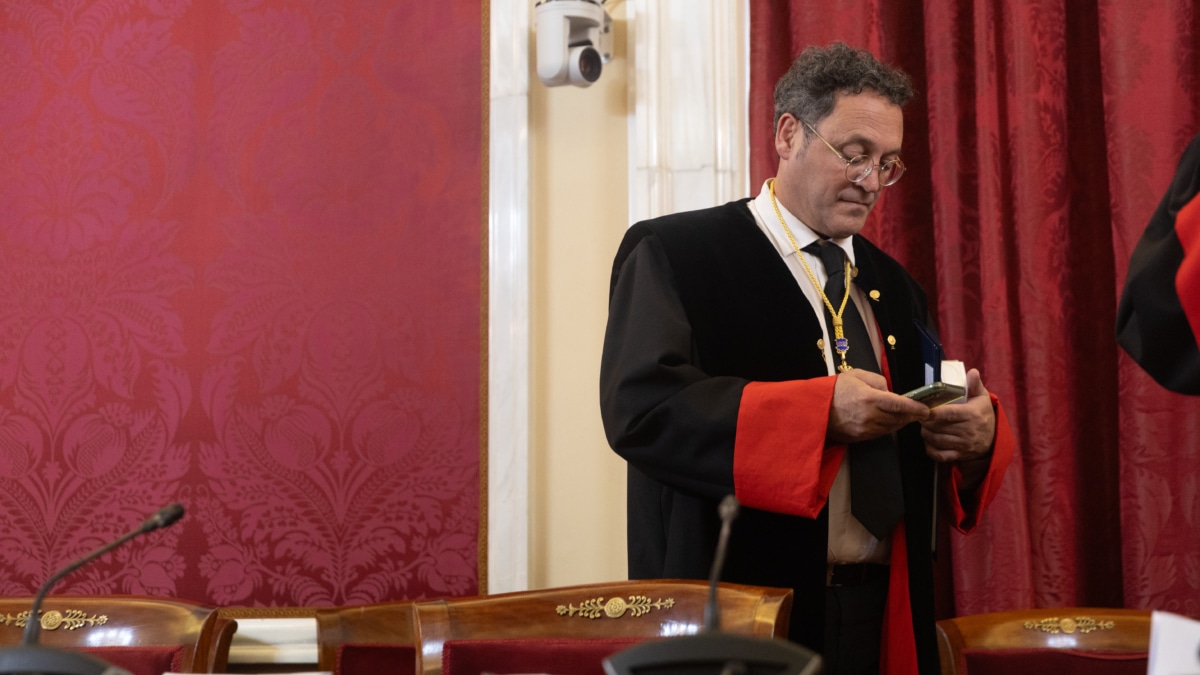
[{"xmin": 802, "ymin": 120, "xmax": 905, "ymax": 187}]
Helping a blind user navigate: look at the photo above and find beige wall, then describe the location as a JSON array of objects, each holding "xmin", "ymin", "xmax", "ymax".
[{"xmin": 527, "ymin": 11, "xmax": 632, "ymax": 588}]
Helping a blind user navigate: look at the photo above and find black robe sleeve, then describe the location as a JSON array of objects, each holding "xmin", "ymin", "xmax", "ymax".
[{"xmin": 599, "ymin": 234, "xmax": 749, "ymax": 499}]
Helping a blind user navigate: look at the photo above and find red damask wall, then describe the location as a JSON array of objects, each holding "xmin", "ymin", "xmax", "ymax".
[{"xmin": 0, "ymin": 0, "xmax": 483, "ymax": 606}]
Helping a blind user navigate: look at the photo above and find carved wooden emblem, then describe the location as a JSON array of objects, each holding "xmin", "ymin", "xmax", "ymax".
[
  {"xmin": 0, "ymin": 609, "xmax": 108, "ymax": 631},
  {"xmin": 1023, "ymin": 616, "xmax": 1115, "ymax": 635},
  {"xmin": 556, "ymin": 595, "xmax": 675, "ymax": 620}
]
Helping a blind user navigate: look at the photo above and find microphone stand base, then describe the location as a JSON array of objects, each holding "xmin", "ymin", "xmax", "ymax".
[
  {"xmin": 0, "ymin": 644, "xmax": 130, "ymax": 675},
  {"xmin": 603, "ymin": 631, "xmax": 822, "ymax": 675}
]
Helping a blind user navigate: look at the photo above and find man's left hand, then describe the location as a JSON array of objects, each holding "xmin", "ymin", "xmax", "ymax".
[{"xmin": 919, "ymin": 368, "xmax": 995, "ymax": 464}]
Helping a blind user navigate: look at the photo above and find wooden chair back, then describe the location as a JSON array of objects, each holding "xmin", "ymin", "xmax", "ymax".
[
  {"xmin": 217, "ymin": 606, "xmax": 317, "ymax": 670},
  {"xmin": 0, "ymin": 595, "xmax": 235, "ymax": 674},
  {"xmin": 314, "ymin": 601, "xmax": 416, "ymax": 674},
  {"xmin": 935, "ymin": 607, "xmax": 1152, "ymax": 675},
  {"xmin": 412, "ymin": 579, "xmax": 793, "ymax": 675}
]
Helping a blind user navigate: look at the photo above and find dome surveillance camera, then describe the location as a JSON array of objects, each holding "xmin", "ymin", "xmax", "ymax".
[
  {"xmin": 535, "ymin": 0, "xmax": 612, "ymax": 88},
  {"xmin": 568, "ymin": 44, "xmax": 602, "ymax": 84}
]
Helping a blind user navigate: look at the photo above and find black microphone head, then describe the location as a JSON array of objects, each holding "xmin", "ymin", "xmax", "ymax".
[{"xmin": 141, "ymin": 503, "xmax": 185, "ymax": 532}]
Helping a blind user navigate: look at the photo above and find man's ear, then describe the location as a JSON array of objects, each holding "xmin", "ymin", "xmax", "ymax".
[{"xmin": 775, "ymin": 113, "xmax": 800, "ymax": 158}]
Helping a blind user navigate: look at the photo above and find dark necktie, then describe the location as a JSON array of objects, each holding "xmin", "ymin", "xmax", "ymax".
[{"xmin": 803, "ymin": 241, "xmax": 904, "ymax": 540}]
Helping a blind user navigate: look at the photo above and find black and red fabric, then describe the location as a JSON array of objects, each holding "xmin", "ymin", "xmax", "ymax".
[{"xmin": 1117, "ymin": 133, "xmax": 1200, "ymax": 394}]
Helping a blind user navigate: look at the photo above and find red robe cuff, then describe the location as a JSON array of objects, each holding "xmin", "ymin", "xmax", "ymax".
[
  {"xmin": 732, "ymin": 377, "xmax": 842, "ymax": 516},
  {"xmin": 946, "ymin": 392, "xmax": 1015, "ymax": 532}
]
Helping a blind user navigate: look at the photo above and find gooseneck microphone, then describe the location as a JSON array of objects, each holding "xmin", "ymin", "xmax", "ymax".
[
  {"xmin": 604, "ymin": 494, "xmax": 822, "ymax": 675},
  {"xmin": 704, "ymin": 494, "xmax": 740, "ymax": 632},
  {"xmin": 0, "ymin": 503, "xmax": 186, "ymax": 675},
  {"xmin": 22, "ymin": 503, "xmax": 185, "ymax": 647}
]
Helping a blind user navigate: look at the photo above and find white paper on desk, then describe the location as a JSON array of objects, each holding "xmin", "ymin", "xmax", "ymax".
[{"xmin": 1148, "ymin": 610, "xmax": 1200, "ymax": 675}]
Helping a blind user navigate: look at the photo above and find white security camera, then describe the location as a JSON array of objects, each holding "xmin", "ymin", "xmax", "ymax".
[{"xmin": 535, "ymin": 0, "xmax": 613, "ymax": 88}]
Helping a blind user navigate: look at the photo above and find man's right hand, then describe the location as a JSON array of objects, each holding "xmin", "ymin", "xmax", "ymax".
[{"xmin": 826, "ymin": 369, "xmax": 930, "ymax": 444}]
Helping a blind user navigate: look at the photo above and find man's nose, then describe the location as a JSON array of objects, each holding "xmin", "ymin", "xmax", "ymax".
[{"xmin": 858, "ymin": 167, "xmax": 883, "ymax": 193}]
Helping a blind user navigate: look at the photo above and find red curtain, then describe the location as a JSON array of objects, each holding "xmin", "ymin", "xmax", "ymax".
[
  {"xmin": 750, "ymin": 0, "xmax": 1200, "ymax": 617},
  {"xmin": 0, "ymin": 1, "xmax": 483, "ymax": 606}
]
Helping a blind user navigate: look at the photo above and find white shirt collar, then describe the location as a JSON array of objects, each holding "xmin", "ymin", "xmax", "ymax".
[{"xmin": 750, "ymin": 179, "xmax": 856, "ymax": 265}]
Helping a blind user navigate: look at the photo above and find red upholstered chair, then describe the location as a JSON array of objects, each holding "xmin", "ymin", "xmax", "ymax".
[
  {"xmin": 935, "ymin": 607, "xmax": 1151, "ymax": 675},
  {"xmin": 314, "ymin": 601, "xmax": 416, "ymax": 675},
  {"xmin": 0, "ymin": 595, "xmax": 236, "ymax": 674},
  {"xmin": 412, "ymin": 579, "xmax": 793, "ymax": 675}
]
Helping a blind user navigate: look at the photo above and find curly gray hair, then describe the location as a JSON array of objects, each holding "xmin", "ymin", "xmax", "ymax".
[{"xmin": 773, "ymin": 42, "xmax": 914, "ymax": 136}]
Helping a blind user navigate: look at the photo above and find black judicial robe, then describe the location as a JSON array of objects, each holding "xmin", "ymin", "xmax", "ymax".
[
  {"xmin": 1117, "ymin": 132, "xmax": 1200, "ymax": 394},
  {"xmin": 599, "ymin": 199, "xmax": 1013, "ymax": 675}
]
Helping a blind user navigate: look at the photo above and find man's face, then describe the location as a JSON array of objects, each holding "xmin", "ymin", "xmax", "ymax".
[{"xmin": 774, "ymin": 92, "xmax": 904, "ymax": 239}]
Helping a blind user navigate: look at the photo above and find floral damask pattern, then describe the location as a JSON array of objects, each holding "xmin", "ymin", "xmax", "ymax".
[{"xmin": 0, "ymin": 0, "xmax": 481, "ymax": 605}]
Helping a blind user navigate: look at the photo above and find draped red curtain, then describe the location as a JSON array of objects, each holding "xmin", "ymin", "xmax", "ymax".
[
  {"xmin": 750, "ymin": 0, "xmax": 1200, "ymax": 617},
  {"xmin": 0, "ymin": 1, "xmax": 484, "ymax": 606}
]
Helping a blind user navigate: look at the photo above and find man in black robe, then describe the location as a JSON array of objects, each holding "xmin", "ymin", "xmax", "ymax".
[{"xmin": 600, "ymin": 43, "xmax": 1013, "ymax": 675}]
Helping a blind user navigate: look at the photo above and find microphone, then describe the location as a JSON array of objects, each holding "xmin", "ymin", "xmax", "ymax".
[
  {"xmin": 604, "ymin": 495, "xmax": 822, "ymax": 675},
  {"xmin": 704, "ymin": 494, "xmax": 739, "ymax": 632},
  {"xmin": 23, "ymin": 503, "xmax": 185, "ymax": 646},
  {"xmin": 0, "ymin": 503, "xmax": 186, "ymax": 675}
]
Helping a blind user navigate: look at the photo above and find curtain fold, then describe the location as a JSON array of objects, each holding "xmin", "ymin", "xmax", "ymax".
[{"xmin": 750, "ymin": 0, "xmax": 1200, "ymax": 615}]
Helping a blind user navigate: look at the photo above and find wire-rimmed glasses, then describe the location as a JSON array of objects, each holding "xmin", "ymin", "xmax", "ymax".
[{"xmin": 802, "ymin": 120, "xmax": 905, "ymax": 186}]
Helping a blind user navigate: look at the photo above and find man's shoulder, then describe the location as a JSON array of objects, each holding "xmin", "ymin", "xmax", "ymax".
[
  {"xmin": 614, "ymin": 199, "xmax": 757, "ymax": 267},
  {"xmin": 628, "ymin": 198, "xmax": 755, "ymax": 239},
  {"xmin": 610, "ymin": 198, "xmax": 768, "ymax": 289}
]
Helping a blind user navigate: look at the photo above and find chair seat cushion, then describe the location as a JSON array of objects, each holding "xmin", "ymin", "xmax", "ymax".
[
  {"xmin": 962, "ymin": 648, "xmax": 1148, "ymax": 675},
  {"xmin": 442, "ymin": 637, "xmax": 648, "ymax": 675},
  {"xmin": 85, "ymin": 646, "xmax": 183, "ymax": 675},
  {"xmin": 337, "ymin": 643, "xmax": 417, "ymax": 675}
]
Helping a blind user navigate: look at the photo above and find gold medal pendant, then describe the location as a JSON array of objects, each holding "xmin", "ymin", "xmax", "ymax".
[{"xmin": 832, "ymin": 318, "xmax": 854, "ymax": 372}]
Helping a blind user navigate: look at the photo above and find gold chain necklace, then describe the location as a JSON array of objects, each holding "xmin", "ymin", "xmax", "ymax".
[{"xmin": 768, "ymin": 178, "xmax": 855, "ymax": 373}]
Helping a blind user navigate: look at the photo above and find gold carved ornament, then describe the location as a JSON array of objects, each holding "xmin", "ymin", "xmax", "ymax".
[
  {"xmin": 0, "ymin": 610, "xmax": 109, "ymax": 632},
  {"xmin": 1022, "ymin": 616, "xmax": 1115, "ymax": 635},
  {"xmin": 556, "ymin": 595, "xmax": 675, "ymax": 620}
]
